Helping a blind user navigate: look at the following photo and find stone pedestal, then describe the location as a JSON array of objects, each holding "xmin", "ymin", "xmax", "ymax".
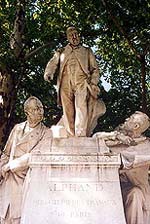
[{"xmin": 21, "ymin": 138, "xmax": 126, "ymax": 224}]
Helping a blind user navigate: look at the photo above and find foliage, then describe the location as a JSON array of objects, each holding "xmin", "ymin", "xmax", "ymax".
[{"xmin": 0, "ymin": 0, "xmax": 150, "ymax": 143}]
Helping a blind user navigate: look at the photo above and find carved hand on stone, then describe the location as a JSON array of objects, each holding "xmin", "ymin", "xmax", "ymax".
[
  {"xmin": 1, "ymin": 163, "xmax": 10, "ymax": 178},
  {"xmin": 117, "ymin": 133, "xmax": 136, "ymax": 146}
]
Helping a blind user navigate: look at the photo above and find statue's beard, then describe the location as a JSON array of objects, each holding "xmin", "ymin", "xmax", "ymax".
[
  {"xmin": 116, "ymin": 124, "xmax": 129, "ymax": 134},
  {"xmin": 116, "ymin": 123, "xmax": 133, "ymax": 137}
]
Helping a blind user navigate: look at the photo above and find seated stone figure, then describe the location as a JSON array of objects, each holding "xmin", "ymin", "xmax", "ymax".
[
  {"xmin": 93, "ymin": 111, "xmax": 150, "ymax": 224},
  {"xmin": 0, "ymin": 96, "xmax": 51, "ymax": 224}
]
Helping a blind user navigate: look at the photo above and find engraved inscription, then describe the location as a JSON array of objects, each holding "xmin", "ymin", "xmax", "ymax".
[
  {"xmin": 48, "ymin": 183, "xmax": 103, "ymax": 192},
  {"xmin": 33, "ymin": 199, "xmax": 116, "ymax": 207},
  {"xmin": 30, "ymin": 154, "xmax": 120, "ymax": 164}
]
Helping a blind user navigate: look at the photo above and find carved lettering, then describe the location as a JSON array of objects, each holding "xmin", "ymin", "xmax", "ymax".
[
  {"xmin": 33, "ymin": 199, "xmax": 116, "ymax": 208},
  {"xmin": 48, "ymin": 183, "xmax": 103, "ymax": 192},
  {"xmin": 30, "ymin": 154, "xmax": 119, "ymax": 165}
]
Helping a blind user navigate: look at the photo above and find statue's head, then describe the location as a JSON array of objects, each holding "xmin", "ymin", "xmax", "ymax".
[
  {"xmin": 122, "ymin": 111, "xmax": 150, "ymax": 137},
  {"xmin": 24, "ymin": 96, "xmax": 44, "ymax": 127},
  {"xmin": 66, "ymin": 26, "xmax": 80, "ymax": 46}
]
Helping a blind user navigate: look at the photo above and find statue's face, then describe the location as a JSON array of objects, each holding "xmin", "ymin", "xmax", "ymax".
[
  {"xmin": 123, "ymin": 113, "xmax": 149, "ymax": 136},
  {"xmin": 26, "ymin": 99, "xmax": 44, "ymax": 127},
  {"xmin": 123, "ymin": 115, "xmax": 137, "ymax": 133},
  {"xmin": 67, "ymin": 29, "xmax": 80, "ymax": 46}
]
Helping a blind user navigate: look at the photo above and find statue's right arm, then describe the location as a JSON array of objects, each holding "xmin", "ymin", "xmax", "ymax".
[
  {"xmin": 93, "ymin": 131, "xmax": 118, "ymax": 140},
  {"xmin": 0, "ymin": 125, "xmax": 17, "ymax": 179},
  {"xmin": 7, "ymin": 153, "xmax": 30, "ymax": 173},
  {"xmin": 93, "ymin": 131, "xmax": 134, "ymax": 146},
  {"xmin": 44, "ymin": 50, "xmax": 60, "ymax": 82}
]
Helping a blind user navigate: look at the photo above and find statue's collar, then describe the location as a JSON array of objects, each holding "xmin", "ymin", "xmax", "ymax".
[{"xmin": 67, "ymin": 43, "xmax": 82, "ymax": 50}]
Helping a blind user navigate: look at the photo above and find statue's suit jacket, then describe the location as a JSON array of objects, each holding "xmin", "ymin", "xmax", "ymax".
[
  {"xmin": 0, "ymin": 121, "xmax": 48, "ymax": 219},
  {"xmin": 44, "ymin": 44, "xmax": 99, "ymax": 105},
  {"xmin": 112, "ymin": 139, "xmax": 150, "ymax": 224}
]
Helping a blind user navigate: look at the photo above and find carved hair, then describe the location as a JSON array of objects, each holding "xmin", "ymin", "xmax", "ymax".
[
  {"xmin": 24, "ymin": 96, "xmax": 43, "ymax": 112},
  {"xmin": 132, "ymin": 111, "xmax": 150, "ymax": 132},
  {"xmin": 117, "ymin": 111, "xmax": 150, "ymax": 135},
  {"xmin": 66, "ymin": 26, "xmax": 77, "ymax": 35}
]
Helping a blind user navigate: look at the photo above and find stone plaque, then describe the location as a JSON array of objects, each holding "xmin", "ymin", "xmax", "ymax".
[{"xmin": 21, "ymin": 138, "xmax": 126, "ymax": 224}]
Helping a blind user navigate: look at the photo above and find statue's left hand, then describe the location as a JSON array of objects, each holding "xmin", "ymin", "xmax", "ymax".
[
  {"xmin": 117, "ymin": 134, "xmax": 136, "ymax": 146},
  {"xmin": 1, "ymin": 163, "xmax": 10, "ymax": 178},
  {"xmin": 90, "ymin": 84, "xmax": 100, "ymax": 99}
]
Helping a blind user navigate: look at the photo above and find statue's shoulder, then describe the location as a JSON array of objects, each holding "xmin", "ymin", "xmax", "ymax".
[
  {"xmin": 80, "ymin": 45, "xmax": 89, "ymax": 51},
  {"xmin": 84, "ymin": 46, "xmax": 90, "ymax": 49},
  {"xmin": 8, "ymin": 122, "xmax": 26, "ymax": 136},
  {"xmin": 82, "ymin": 45, "xmax": 92, "ymax": 51},
  {"xmin": 83, "ymin": 46, "xmax": 94, "ymax": 56},
  {"xmin": 14, "ymin": 121, "xmax": 26, "ymax": 130}
]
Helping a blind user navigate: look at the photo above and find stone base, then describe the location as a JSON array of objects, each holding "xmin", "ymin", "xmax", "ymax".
[{"xmin": 21, "ymin": 137, "xmax": 126, "ymax": 224}]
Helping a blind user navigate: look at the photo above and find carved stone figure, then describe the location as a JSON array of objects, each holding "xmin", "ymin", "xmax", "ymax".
[
  {"xmin": 44, "ymin": 26, "xmax": 106, "ymax": 137},
  {"xmin": 93, "ymin": 111, "xmax": 150, "ymax": 224},
  {"xmin": 0, "ymin": 96, "xmax": 51, "ymax": 224}
]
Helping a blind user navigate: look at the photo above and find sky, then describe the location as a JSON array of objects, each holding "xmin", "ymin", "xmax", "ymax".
[{"xmin": 101, "ymin": 76, "xmax": 111, "ymax": 92}]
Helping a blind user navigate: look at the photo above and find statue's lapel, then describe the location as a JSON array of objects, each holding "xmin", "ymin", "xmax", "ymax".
[
  {"xmin": 59, "ymin": 44, "xmax": 72, "ymax": 73},
  {"xmin": 16, "ymin": 123, "xmax": 44, "ymax": 152}
]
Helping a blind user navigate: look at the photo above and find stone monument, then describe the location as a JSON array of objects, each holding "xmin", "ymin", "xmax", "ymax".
[
  {"xmin": 20, "ymin": 111, "xmax": 150, "ymax": 224},
  {"xmin": 44, "ymin": 26, "xmax": 106, "ymax": 137},
  {"xmin": 93, "ymin": 111, "xmax": 150, "ymax": 224},
  {"xmin": 1, "ymin": 26, "xmax": 150, "ymax": 224},
  {"xmin": 21, "ymin": 137, "xmax": 126, "ymax": 224}
]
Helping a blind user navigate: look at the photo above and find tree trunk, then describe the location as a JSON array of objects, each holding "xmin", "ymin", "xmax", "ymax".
[
  {"xmin": 10, "ymin": 1, "xmax": 25, "ymax": 58},
  {"xmin": 0, "ymin": 0, "xmax": 26, "ymax": 153},
  {"xmin": 0, "ymin": 69, "xmax": 16, "ymax": 153},
  {"xmin": 139, "ymin": 55, "xmax": 148, "ymax": 114}
]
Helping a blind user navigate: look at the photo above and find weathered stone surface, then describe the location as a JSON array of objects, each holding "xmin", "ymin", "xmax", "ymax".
[
  {"xmin": 21, "ymin": 137, "xmax": 126, "ymax": 224},
  {"xmin": 44, "ymin": 26, "xmax": 106, "ymax": 137},
  {"xmin": 94, "ymin": 111, "xmax": 150, "ymax": 224},
  {"xmin": 0, "ymin": 96, "xmax": 48, "ymax": 223}
]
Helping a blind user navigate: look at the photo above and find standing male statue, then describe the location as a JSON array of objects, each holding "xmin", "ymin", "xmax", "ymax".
[
  {"xmin": 44, "ymin": 26, "xmax": 106, "ymax": 137},
  {"xmin": 93, "ymin": 111, "xmax": 150, "ymax": 224},
  {"xmin": 0, "ymin": 96, "xmax": 51, "ymax": 224}
]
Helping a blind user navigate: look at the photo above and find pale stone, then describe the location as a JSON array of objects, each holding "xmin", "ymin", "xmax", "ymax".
[
  {"xmin": 93, "ymin": 111, "xmax": 150, "ymax": 224},
  {"xmin": 21, "ymin": 137, "xmax": 126, "ymax": 224},
  {"xmin": 44, "ymin": 26, "xmax": 106, "ymax": 137},
  {"xmin": 51, "ymin": 125, "xmax": 68, "ymax": 138},
  {"xmin": 0, "ymin": 96, "xmax": 51, "ymax": 224}
]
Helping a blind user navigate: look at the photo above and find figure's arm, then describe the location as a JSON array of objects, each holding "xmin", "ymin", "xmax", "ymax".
[
  {"xmin": 87, "ymin": 48, "xmax": 101, "ymax": 99},
  {"xmin": 2, "ymin": 153, "xmax": 30, "ymax": 174},
  {"xmin": 0, "ymin": 125, "xmax": 17, "ymax": 178},
  {"xmin": 44, "ymin": 50, "xmax": 60, "ymax": 82},
  {"xmin": 93, "ymin": 131, "xmax": 118, "ymax": 140},
  {"xmin": 88, "ymin": 48, "xmax": 99, "ymax": 85},
  {"xmin": 1, "ymin": 125, "xmax": 18, "ymax": 162},
  {"xmin": 93, "ymin": 131, "xmax": 135, "ymax": 146}
]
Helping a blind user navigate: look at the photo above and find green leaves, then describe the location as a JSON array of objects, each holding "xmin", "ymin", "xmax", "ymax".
[{"xmin": 0, "ymin": 0, "xmax": 149, "ymax": 134}]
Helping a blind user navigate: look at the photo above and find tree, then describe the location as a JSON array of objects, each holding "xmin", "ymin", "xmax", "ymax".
[
  {"xmin": 0, "ymin": 0, "xmax": 149, "ymax": 151},
  {"xmin": 100, "ymin": 0, "xmax": 150, "ymax": 113},
  {"xmin": 0, "ymin": 0, "xmax": 61, "ymax": 151}
]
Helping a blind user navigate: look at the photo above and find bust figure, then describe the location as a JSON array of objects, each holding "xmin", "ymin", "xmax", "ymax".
[
  {"xmin": 0, "ymin": 96, "xmax": 51, "ymax": 224},
  {"xmin": 93, "ymin": 111, "xmax": 150, "ymax": 224}
]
